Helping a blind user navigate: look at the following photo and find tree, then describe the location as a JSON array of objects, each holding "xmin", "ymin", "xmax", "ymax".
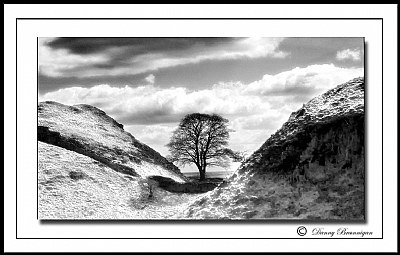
[{"xmin": 167, "ymin": 113, "xmax": 242, "ymax": 181}]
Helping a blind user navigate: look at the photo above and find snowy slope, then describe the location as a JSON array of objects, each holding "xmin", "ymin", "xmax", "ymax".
[
  {"xmin": 39, "ymin": 142, "xmax": 200, "ymax": 219},
  {"xmin": 186, "ymin": 77, "xmax": 365, "ymax": 220},
  {"xmin": 38, "ymin": 101, "xmax": 187, "ymax": 183}
]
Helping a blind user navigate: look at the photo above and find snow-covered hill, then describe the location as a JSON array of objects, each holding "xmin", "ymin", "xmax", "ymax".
[
  {"xmin": 38, "ymin": 101, "xmax": 200, "ymax": 219},
  {"xmin": 39, "ymin": 142, "xmax": 200, "ymax": 219},
  {"xmin": 186, "ymin": 77, "xmax": 365, "ymax": 220},
  {"xmin": 38, "ymin": 77, "xmax": 365, "ymax": 220},
  {"xmin": 38, "ymin": 101, "xmax": 187, "ymax": 183}
]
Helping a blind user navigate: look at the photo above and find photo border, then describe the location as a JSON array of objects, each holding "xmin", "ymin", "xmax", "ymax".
[{"xmin": 17, "ymin": 17, "xmax": 383, "ymax": 240}]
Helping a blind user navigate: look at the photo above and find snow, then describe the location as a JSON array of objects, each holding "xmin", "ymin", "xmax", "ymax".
[
  {"xmin": 38, "ymin": 77, "xmax": 365, "ymax": 220},
  {"xmin": 39, "ymin": 142, "xmax": 201, "ymax": 219},
  {"xmin": 185, "ymin": 77, "xmax": 365, "ymax": 220},
  {"xmin": 38, "ymin": 101, "xmax": 187, "ymax": 183}
]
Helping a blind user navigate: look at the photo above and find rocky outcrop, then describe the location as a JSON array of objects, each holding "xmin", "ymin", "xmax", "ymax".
[
  {"xmin": 186, "ymin": 77, "xmax": 365, "ymax": 220},
  {"xmin": 38, "ymin": 101, "xmax": 188, "ymax": 183}
]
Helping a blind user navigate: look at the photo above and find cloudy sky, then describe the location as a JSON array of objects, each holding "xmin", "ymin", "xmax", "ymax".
[{"xmin": 39, "ymin": 37, "xmax": 364, "ymax": 173}]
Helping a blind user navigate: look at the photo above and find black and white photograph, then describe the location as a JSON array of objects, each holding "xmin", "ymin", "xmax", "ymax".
[
  {"xmin": 5, "ymin": 4, "xmax": 398, "ymax": 253},
  {"xmin": 38, "ymin": 37, "xmax": 365, "ymax": 220}
]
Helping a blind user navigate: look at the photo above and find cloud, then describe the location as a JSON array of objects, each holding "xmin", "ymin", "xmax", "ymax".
[
  {"xmin": 336, "ymin": 48, "xmax": 361, "ymax": 61},
  {"xmin": 40, "ymin": 64, "xmax": 362, "ymax": 125},
  {"xmin": 45, "ymin": 38, "xmax": 236, "ymax": 55},
  {"xmin": 243, "ymin": 64, "xmax": 363, "ymax": 99},
  {"xmin": 39, "ymin": 38, "xmax": 110, "ymax": 77},
  {"xmin": 231, "ymin": 111, "xmax": 286, "ymax": 131},
  {"xmin": 39, "ymin": 37, "xmax": 288, "ymax": 78},
  {"xmin": 40, "ymin": 64, "xmax": 363, "ymax": 156},
  {"xmin": 39, "ymin": 83, "xmax": 269, "ymax": 125},
  {"xmin": 144, "ymin": 74, "xmax": 155, "ymax": 84}
]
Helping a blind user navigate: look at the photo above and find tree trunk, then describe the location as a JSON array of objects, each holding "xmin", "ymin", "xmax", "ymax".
[{"xmin": 199, "ymin": 168, "xmax": 206, "ymax": 181}]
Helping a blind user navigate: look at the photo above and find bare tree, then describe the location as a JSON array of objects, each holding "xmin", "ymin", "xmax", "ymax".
[{"xmin": 167, "ymin": 113, "xmax": 242, "ymax": 181}]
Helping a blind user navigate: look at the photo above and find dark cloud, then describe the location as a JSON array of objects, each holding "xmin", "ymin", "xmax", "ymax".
[
  {"xmin": 46, "ymin": 37, "xmax": 237, "ymax": 55},
  {"xmin": 42, "ymin": 38, "xmax": 240, "ymax": 83}
]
